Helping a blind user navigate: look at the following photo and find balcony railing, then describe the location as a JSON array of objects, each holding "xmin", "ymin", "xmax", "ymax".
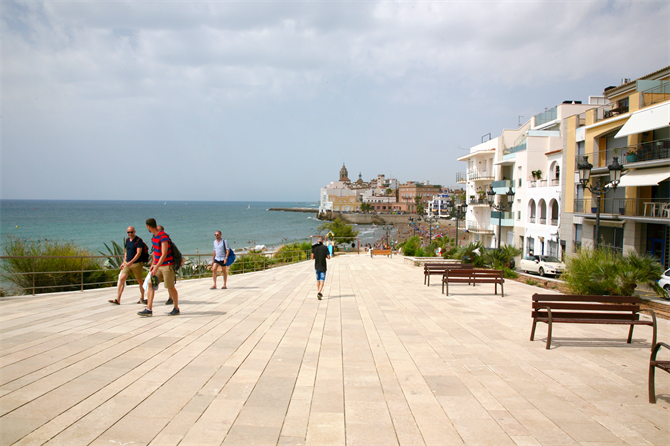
[
  {"xmin": 551, "ymin": 218, "xmax": 558, "ymax": 226},
  {"xmin": 456, "ymin": 172, "xmax": 466, "ymax": 183},
  {"xmin": 575, "ymin": 138, "xmax": 670, "ymax": 170},
  {"xmin": 539, "ymin": 218, "xmax": 546, "ymax": 225},
  {"xmin": 592, "ymin": 102, "xmax": 627, "ymax": 123},
  {"xmin": 534, "ymin": 106, "xmax": 558, "ymax": 126},
  {"xmin": 468, "ymin": 198, "xmax": 489, "ymax": 206},
  {"xmin": 491, "ymin": 179, "xmax": 512, "ymax": 189},
  {"xmin": 550, "ymin": 179, "xmax": 559, "ymax": 186},
  {"xmin": 574, "ymin": 198, "xmax": 670, "ymax": 218},
  {"xmin": 642, "ymin": 80, "xmax": 670, "ymax": 107},
  {"xmin": 466, "ymin": 221, "xmax": 494, "ymax": 234},
  {"xmin": 503, "ymin": 141, "xmax": 527, "ymax": 156},
  {"xmin": 491, "ymin": 211, "xmax": 513, "ymax": 220},
  {"xmin": 529, "ymin": 216, "xmax": 536, "ymax": 223},
  {"xmin": 467, "ymin": 169, "xmax": 494, "ymax": 181}
]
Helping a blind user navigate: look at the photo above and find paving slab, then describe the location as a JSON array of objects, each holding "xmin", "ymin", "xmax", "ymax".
[{"xmin": 0, "ymin": 255, "xmax": 668, "ymax": 446}]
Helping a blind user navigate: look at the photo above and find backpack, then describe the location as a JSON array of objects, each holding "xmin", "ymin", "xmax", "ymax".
[
  {"xmin": 134, "ymin": 237, "xmax": 150, "ymax": 264},
  {"xmin": 169, "ymin": 238, "xmax": 184, "ymax": 274}
]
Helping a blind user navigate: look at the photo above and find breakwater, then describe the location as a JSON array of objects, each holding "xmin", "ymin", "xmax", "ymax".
[{"xmin": 267, "ymin": 207, "xmax": 317, "ymax": 213}]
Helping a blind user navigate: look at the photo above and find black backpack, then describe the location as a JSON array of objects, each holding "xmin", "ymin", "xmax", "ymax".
[
  {"xmin": 169, "ymin": 238, "xmax": 184, "ymax": 274},
  {"xmin": 134, "ymin": 237, "xmax": 150, "ymax": 264}
]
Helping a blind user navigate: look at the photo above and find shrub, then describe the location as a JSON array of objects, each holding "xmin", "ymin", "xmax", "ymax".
[
  {"xmin": 563, "ymin": 248, "xmax": 664, "ymax": 296},
  {"xmin": 274, "ymin": 242, "xmax": 312, "ymax": 265},
  {"xmin": 230, "ymin": 251, "xmax": 274, "ymax": 275},
  {"xmin": 0, "ymin": 235, "xmax": 114, "ymax": 294},
  {"xmin": 400, "ymin": 236, "xmax": 422, "ymax": 256}
]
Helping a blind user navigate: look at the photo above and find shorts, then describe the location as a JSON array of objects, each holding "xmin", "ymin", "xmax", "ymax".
[
  {"xmin": 315, "ymin": 270, "xmax": 326, "ymax": 281},
  {"xmin": 155, "ymin": 265, "xmax": 175, "ymax": 289},
  {"xmin": 121, "ymin": 262, "xmax": 144, "ymax": 283},
  {"xmin": 213, "ymin": 259, "xmax": 226, "ymax": 267}
]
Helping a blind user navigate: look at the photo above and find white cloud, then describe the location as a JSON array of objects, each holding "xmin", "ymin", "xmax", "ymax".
[{"xmin": 2, "ymin": 0, "xmax": 668, "ymax": 200}]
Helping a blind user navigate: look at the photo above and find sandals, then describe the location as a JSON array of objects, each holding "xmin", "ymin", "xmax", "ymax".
[
  {"xmin": 209, "ymin": 286, "xmax": 217, "ymax": 290},
  {"xmin": 108, "ymin": 299, "xmax": 120, "ymax": 305}
]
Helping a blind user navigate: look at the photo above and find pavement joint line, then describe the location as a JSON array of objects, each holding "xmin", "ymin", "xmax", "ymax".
[{"xmin": 1, "ymin": 256, "xmax": 668, "ymax": 446}]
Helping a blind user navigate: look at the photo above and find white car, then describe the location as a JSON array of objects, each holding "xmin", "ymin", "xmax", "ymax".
[
  {"xmin": 659, "ymin": 268, "xmax": 670, "ymax": 299},
  {"xmin": 520, "ymin": 255, "xmax": 565, "ymax": 277}
]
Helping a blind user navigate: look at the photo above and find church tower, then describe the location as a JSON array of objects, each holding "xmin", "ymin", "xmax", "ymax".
[{"xmin": 339, "ymin": 163, "xmax": 350, "ymax": 182}]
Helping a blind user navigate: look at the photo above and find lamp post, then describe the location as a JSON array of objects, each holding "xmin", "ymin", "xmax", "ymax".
[
  {"xmin": 408, "ymin": 217, "xmax": 421, "ymax": 237},
  {"xmin": 425, "ymin": 215, "xmax": 438, "ymax": 243},
  {"xmin": 487, "ymin": 185, "xmax": 515, "ymax": 250},
  {"xmin": 448, "ymin": 201, "xmax": 468, "ymax": 247},
  {"xmin": 577, "ymin": 156, "xmax": 624, "ymax": 248}
]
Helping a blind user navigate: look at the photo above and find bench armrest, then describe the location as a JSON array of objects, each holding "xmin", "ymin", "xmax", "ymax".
[
  {"xmin": 651, "ymin": 342, "xmax": 670, "ymax": 361},
  {"xmin": 635, "ymin": 309, "xmax": 658, "ymax": 346}
]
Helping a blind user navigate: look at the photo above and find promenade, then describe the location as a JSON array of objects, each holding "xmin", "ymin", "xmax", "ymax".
[{"xmin": 1, "ymin": 255, "xmax": 668, "ymax": 446}]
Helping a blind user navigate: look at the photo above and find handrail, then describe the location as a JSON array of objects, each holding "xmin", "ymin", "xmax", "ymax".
[{"xmin": 0, "ymin": 250, "xmax": 316, "ymax": 296}]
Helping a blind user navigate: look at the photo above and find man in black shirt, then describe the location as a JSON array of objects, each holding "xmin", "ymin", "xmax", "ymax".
[
  {"xmin": 109, "ymin": 226, "xmax": 146, "ymax": 305},
  {"xmin": 311, "ymin": 236, "xmax": 331, "ymax": 300}
]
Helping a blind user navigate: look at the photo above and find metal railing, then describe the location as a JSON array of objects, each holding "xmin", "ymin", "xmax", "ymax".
[
  {"xmin": 456, "ymin": 172, "xmax": 466, "ymax": 183},
  {"xmin": 467, "ymin": 169, "xmax": 494, "ymax": 181},
  {"xmin": 466, "ymin": 221, "xmax": 494, "ymax": 234},
  {"xmin": 0, "ymin": 249, "xmax": 315, "ymax": 296},
  {"xmin": 642, "ymin": 80, "xmax": 670, "ymax": 107},
  {"xmin": 574, "ymin": 198, "xmax": 670, "ymax": 217}
]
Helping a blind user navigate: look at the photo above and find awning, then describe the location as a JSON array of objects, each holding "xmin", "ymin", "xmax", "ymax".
[
  {"xmin": 618, "ymin": 167, "xmax": 670, "ymax": 188},
  {"xmin": 615, "ymin": 102, "xmax": 670, "ymax": 138}
]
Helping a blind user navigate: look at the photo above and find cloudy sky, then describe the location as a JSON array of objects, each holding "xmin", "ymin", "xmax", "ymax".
[{"xmin": 2, "ymin": 0, "xmax": 668, "ymax": 202}]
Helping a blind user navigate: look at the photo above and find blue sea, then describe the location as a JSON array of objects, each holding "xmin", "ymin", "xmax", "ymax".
[{"xmin": 0, "ymin": 200, "xmax": 386, "ymax": 255}]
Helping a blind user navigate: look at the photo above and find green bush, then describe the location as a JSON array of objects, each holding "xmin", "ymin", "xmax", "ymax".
[
  {"xmin": 0, "ymin": 235, "xmax": 114, "ymax": 294},
  {"xmin": 274, "ymin": 242, "xmax": 312, "ymax": 265},
  {"xmin": 230, "ymin": 252, "xmax": 274, "ymax": 275},
  {"xmin": 400, "ymin": 236, "xmax": 422, "ymax": 256},
  {"xmin": 563, "ymin": 248, "xmax": 664, "ymax": 296}
]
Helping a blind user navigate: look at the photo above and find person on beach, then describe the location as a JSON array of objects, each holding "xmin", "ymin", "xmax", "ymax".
[
  {"xmin": 311, "ymin": 236, "xmax": 330, "ymax": 300},
  {"xmin": 109, "ymin": 226, "xmax": 146, "ymax": 305},
  {"xmin": 138, "ymin": 218, "xmax": 179, "ymax": 317},
  {"xmin": 211, "ymin": 231, "xmax": 233, "ymax": 289}
]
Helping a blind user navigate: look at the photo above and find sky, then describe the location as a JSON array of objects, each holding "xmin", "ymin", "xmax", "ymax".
[{"xmin": 2, "ymin": 0, "xmax": 669, "ymax": 202}]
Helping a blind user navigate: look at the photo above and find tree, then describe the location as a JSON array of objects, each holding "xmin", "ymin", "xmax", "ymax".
[
  {"xmin": 414, "ymin": 196, "xmax": 424, "ymax": 214},
  {"xmin": 386, "ymin": 188, "xmax": 393, "ymax": 196},
  {"xmin": 361, "ymin": 202, "xmax": 372, "ymax": 213},
  {"xmin": 318, "ymin": 218, "xmax": 359, "ymax": 246}
]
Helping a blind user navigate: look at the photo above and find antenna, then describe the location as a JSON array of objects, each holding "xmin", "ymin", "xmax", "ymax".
[{"xmin": 518, "ymin": 116, "xmax": 524, "ymax": 127}]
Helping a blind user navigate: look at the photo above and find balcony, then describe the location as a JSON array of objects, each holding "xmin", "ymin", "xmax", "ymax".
[
  {"xmin": 467, "ymin": 169, "xmax": 494, "ymax": 181},
  {"xmin": 574, "ymin": 198, "xmax": 670, "ymax": 219},
  {"xmin": 641, "ymin": 80, "xmax": 670, "ymax": 107},
  {"xmin": 503, "ymin": 141, "xmax": 527, "ymax": 159},
  {"xmin": 466, "ymin": 221, "xmax": 494, "ymax": 234},
  {"xmin": 468, "ymin": 197, "xmax": 489, "ymax": 207},
  {"xmin": 491, "ymin": 211, "xmax": 514, "ymax": 227},
  {"xmin": 575, "ymin": 138, "xmax": 670, "ymax": 170},
  {"xmin": 456, "ymin": 172, "xmax": 466, "ymax": 183},
  {"xmin": 534, "ymin": 106, "xmax": 558, "ymax": 126},
  {"xmin": 491, "ymin": 180, "xmax": 513, "ymax": 194}
]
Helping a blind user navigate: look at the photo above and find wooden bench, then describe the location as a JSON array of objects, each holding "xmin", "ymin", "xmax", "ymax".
[
  {"xmin": 371, "ymin": 249, "xmax": 392, "ymax": 258},
  {"xmin": 424, "ymin": 263, "xmax": 472, "ymax": 286},
  {"xmin": 649, "ymin": 342, "xmax": 670, "ymax": 403},
  {"xmin": 530, "ymin": 294, "xmax": 658, "ymax": 350},
  {"xmin": 442, "ymin": 269, "xmax": 504, "ymax": 296}
]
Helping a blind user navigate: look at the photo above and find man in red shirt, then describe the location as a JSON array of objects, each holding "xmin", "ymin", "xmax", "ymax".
[{"xmin": 138, "ymin": 218, "xmax": 180, "ymax": 317}]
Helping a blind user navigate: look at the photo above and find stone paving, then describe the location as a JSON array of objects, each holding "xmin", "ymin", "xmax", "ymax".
[{"xmin": 0, "ymin": 254, "xmax": 668, "ymax": 446}]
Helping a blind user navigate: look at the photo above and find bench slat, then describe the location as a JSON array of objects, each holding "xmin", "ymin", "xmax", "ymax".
[
  {"xmin": 532, "ymin": 302, "xmax": 641, "ymax": 312},
  {"xmin": 532, "ymin": 294, "xmax": 641, "ymax": 304}
]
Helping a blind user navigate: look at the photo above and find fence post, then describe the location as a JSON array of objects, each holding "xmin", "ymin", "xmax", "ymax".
[
  {"xmin": 81, "ymin": 257, "xmax": 84, "ymax": 291},
  {"xmin": 32, "ymin": 257, "xmax": 36, "ymax": 296}
]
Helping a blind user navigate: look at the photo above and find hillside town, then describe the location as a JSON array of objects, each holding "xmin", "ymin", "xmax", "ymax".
[{"xmin": 319, "ymin": 65, "xmax": 670, "ymax": 269}]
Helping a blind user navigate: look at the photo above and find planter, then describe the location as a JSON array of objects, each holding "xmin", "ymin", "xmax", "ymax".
[
  {"xmin": 591, "ymin": 207, "xmax": 598, "ymax": 214},
  {"xmin": 626, "ymin": 154, "xmax": 638, "ymax": 162}
]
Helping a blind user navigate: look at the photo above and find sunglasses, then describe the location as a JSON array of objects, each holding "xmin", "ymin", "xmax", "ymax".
[{"xmin": 127, "ymin": 231, "xmax": 135, "ymax": 234}]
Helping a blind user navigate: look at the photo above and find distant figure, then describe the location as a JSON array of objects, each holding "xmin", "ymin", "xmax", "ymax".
[
  {"xmin": 109, "ymin": 226, "xmax": 146, "ymax": 305},
  {"xmin": 138, "ymin": 218, "xmax": 179, "ymax": 317},
  {"xmin": 211, "ymin": 231, "xmax": 235, "ymax": 289},
  {"xmin": 311, "ymin": 236, "xmax": 331, "ymax": 300}
]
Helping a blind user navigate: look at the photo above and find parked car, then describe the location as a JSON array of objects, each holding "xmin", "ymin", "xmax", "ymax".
[
  {"xmin": 519, "ymin": 254, "xmax": 565, "ymax": 277},
  {"xmin": 659, "ymin": 268, "xmax": 670, "ymax": 299}
]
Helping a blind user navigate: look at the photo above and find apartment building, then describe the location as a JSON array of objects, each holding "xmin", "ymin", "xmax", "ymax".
[
  {"xmin": 399, "ymin": 182, "xmax": 442, "ymax": 214},
  {"xmin": 561, "ymin": 66, "xmax": 670, "ymax": 267},
  {"xmin": 458, "ymin": 100, "xmax": 596, "ymax": 256}
]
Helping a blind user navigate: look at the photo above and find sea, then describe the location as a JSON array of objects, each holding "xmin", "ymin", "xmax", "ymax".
[{"xmin": 0, "ymin": 200, "xmax": 389, "ymax": 256}]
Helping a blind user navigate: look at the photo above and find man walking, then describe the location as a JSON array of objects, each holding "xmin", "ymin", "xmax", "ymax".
[
  {"xmin": 211, "ymin": 231, "xmax": 232, "ymax": 289},
  {"xmin": 138, "ymin": 218, "xmax": 179, "ymax": 317},
  {"xmin": 109, "ymin": 226, "xmax": 145, "ymax": 305},
  {"xmin": 311, "ymin": 236, "xmax": 330, "ymax": 300}
]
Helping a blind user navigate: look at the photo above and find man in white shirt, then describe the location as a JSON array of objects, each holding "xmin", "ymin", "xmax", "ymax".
[{"xmin": 212, "ymin": 231, "xmax": 231, "ymax": 289}]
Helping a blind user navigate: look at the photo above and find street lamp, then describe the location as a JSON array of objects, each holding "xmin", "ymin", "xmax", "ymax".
[
  {"xmin": 408, "ymin": 216, "xmax": 421, "ymax": 237},
  {"xmin": 487, "ymin": 185, "xmax": 515, "ymax": 250},
  {"xmin": 425, "ymin": 215, "xmax": 438, "ymax": 243},
  {"xmin": 447, "ymin": 201, "xmax": 468, "ymax": 247},
  {"xmin": 577, "ymin": 155, "xmax": 624, "ymax": 248}
]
